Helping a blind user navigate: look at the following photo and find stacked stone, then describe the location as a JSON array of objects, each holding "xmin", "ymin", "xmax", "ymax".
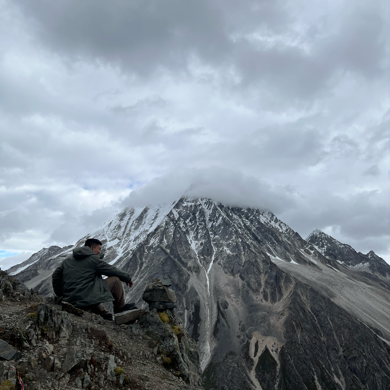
[{"xmin": 142, "ymin": 278, "xmax": 177, "ymax": 310}]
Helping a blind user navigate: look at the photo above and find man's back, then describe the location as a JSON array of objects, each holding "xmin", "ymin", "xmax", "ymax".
[{"xmin": 52, "ymin": 246, "xmax": 132, "ymax": 308}]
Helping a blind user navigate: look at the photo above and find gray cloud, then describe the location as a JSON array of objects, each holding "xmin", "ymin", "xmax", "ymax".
[
  {"xmin": 363, "ymin": 165, "xmax": 380, "ymax": 177},
  {"xmin": 12, "ymin": 0, "xmax": 387, "ymax": 105},
  {"xmin": 121, "ymin": 167, "xmax": 296, "ymax": 214},
  {"xmin": 0, "ymin": 0, "xmax": 388, "ymax": 265}
]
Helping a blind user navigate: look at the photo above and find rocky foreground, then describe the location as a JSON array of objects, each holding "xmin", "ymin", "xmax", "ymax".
[{"xmin": 0, "ymin": 271, "xmax": 203, "ymax": 390}]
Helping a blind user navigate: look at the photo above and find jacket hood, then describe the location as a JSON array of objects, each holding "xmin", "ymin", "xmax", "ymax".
[{"xmin": 73, "ymin": 246, "xmax": 95, "ymax": 260}]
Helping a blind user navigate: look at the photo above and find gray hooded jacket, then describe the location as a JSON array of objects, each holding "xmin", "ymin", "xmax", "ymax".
[{"xmin": 52, "ymin": 246, "xmax": 132, "ymax": 308}]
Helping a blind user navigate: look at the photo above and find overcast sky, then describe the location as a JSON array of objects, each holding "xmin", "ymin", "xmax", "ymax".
[{"xmin": 0, "ymin": 0, "xmax": 389, "ymax": 269}]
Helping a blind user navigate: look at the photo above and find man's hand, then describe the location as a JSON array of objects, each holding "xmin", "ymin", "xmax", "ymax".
[{"xmin": 126, "ymin": 281, "xmax": 133, "ymax": 288}]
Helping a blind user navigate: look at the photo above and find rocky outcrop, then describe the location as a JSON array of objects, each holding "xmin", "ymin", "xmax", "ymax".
[
  {"xmin": 140, "ymin": 309, "xmax": 201, "ymax": 386},
  {"xmin": 0, "ymin": 270, "xmax": 40, "ymax": 302},
  {"xmin": 0, "ymin": 271, "xmax": 203, "ymax": 390}
]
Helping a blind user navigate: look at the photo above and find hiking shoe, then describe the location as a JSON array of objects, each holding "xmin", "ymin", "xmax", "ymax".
[
  {"xmin": 100, "ymin": 313, "xmax": 114, "ymax": 321},
  {"xmin": 115, "ymin": 303, "xmax": 137, "ymax": 313}
]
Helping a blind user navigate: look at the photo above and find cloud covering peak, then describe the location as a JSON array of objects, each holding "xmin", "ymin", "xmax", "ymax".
[{"xmin": 0, "ymin": 0, "xmax": 388, "ymax": 266}]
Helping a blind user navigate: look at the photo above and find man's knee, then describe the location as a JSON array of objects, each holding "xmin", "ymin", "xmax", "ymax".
[{"xmin": 106, "ymin": 276, "xmax": 121, "ymax": 289}]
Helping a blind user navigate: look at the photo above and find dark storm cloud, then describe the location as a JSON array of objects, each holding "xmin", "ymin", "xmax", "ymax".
[{"xmin": 14, "ymin": 0, "xmax": 387, "ymax": 103}]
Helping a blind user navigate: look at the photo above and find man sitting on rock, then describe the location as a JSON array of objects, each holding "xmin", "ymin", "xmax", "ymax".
[{"xmin": 52, "ymin": 238, "xmax": 135, "ymax": 320}]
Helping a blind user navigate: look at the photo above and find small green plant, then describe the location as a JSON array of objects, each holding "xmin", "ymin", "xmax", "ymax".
[
  {"xmin": 114, "ymin": 366, "xmax": 125, "ymax": 376},
  {"xmin": 158, "ymin": 312, "xmax": 169, "ymax": 323},
  {"xmin": 163, "ymin": 357, "xmax": 172, "ymax": 364},
  {"xmin": 170, "ymin": 325, "xmax": 182, "ymax": 335},
  {"xmin": 26, "ymin": 313, "xmax": 38, "ymax": 319}
]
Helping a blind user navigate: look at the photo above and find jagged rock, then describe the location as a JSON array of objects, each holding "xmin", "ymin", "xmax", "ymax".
[
  {"xmin": 25, "ymin": 328, "xmax": 37, "ymax": 346},
  {"xmin": 54, "ymin": 357, "xmax": 62, "ymax": 371},
  {"xmin": 62, "ymin": 346, "xmax": 80, "ymax": 373},
  {"xmin": 16, "ymin": 359, "xmax": 28, "ymax": 375},
  {"xmin": 36, "ymin": 342, "xmax": 53, "ymax": 360},
  {"xmin": 6, "ymin": 366, "xmax": 16, "ymax": 388},
  {"xmin": 0, "ymin": 280, "xmax": 13, "ymax": 293},
  {"xmin": 115, "ymin": 309, "xmax": 145, "ymax": 325},
  {"xmin": 45, "ymin": 356, "xmax": 55, "ymax": 372},
  {"xmin": 75, "ymin": 376, "xmax": 82, "ymax": 388},
  {"xmin": 119, "ymin": 373, "xmax": 125, "ymax": 386},
  {"xmin": 83, "ymin": 374, "xmax": 91, "ymax": 388},
  {"xmin": 0, "ymin": 340, "xmax": 21, "ymax": 361},
  {"xmin": 0, "ymin": 270, "xmax": 39, "ymax": 302},
  {"xmin": 37, "ymin": 303, "xmax": 72, "ymax": 339},
  {"xmin": 106, "ymin": 355, "xmax": 116, "ymax": 381},
  {"xmin": 28, "ymin": 356, "xmax": 38, "ymax": 369},
  {"xmin": 140, "ymin": 309, "xmax": 201, "ymax": 386},
  {"xmin": 0, "ymin": 362, "xmax": 4, "ymax": 382}
]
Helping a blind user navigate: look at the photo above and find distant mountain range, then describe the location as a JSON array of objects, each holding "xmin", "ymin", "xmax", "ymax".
[{"xmin": 9, "ymin": 197, "xmax": 390, "ymax": 389}]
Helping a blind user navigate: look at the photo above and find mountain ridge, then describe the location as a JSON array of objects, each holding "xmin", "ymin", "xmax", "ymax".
[{"xmin": 7, "ymin": 196, "xmax": 390, "ymax": 389}]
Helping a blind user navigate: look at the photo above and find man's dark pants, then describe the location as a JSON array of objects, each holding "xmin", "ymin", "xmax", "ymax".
[{"xmin": 90, "ymin": 276, "xmax": 126, "ymax": 315}]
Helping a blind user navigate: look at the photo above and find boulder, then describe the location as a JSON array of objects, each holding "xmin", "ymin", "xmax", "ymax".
[
  {"xmin": 0, "ymin": 340, "xmax": 21, "ymax": 361},
  {"xmin": 106, "ymin": 355, "xmax": 116, "ymax": 382},
  {"xmin": 62, "ymin": 346, "xmax": 80, "ymax": 373},
  {"xmin": 115, "ymin": 309, "xmax": 145, "ymax": 325}
]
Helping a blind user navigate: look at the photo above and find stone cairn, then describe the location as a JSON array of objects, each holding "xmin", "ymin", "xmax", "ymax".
[
  {"xmin": 142, "ymin": 278, "xmax": 177, "ymax": 310},
  {"xmin": 114, "ymin": 278, "xmax": 176, "ymax": 325}
]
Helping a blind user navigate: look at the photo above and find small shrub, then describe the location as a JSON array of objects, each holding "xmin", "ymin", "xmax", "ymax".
[
  {"xmin": 0, "ymin": 379, "xmax": 15, "ymax": 390},
  {"xmin": 158, "ymin": 312, "xmax": 169, "ymax": 323}
]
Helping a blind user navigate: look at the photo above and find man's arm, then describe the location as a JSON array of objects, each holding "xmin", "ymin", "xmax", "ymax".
[
  {"xmin": 52, "ymin": 264, "xmax": 64, "ymax": 297},
  {"xmin": 93, "ymin": 257, "xmax": 132, "ymax": 284}
]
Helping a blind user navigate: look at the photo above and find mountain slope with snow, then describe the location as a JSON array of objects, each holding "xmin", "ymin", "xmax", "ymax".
[
  {"xmin": 306, "ymin": 229, "xmax": 390, "ymax": 280},
  {"xmin": 11, "ymin": 197, "xmax": 390, "ymax": 390}
]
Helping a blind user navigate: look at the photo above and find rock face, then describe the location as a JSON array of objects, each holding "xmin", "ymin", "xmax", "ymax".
[
  {"xmin": 140, "ymin": 309, "xmax": 201, "ymax": 386},
  {"xmin": 10, "ymin": 197, "xmax": 390, "ymax": 389},
  {"xmin": 307, "ymin": 228, "xmax": 390, "ymax": 280}
]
